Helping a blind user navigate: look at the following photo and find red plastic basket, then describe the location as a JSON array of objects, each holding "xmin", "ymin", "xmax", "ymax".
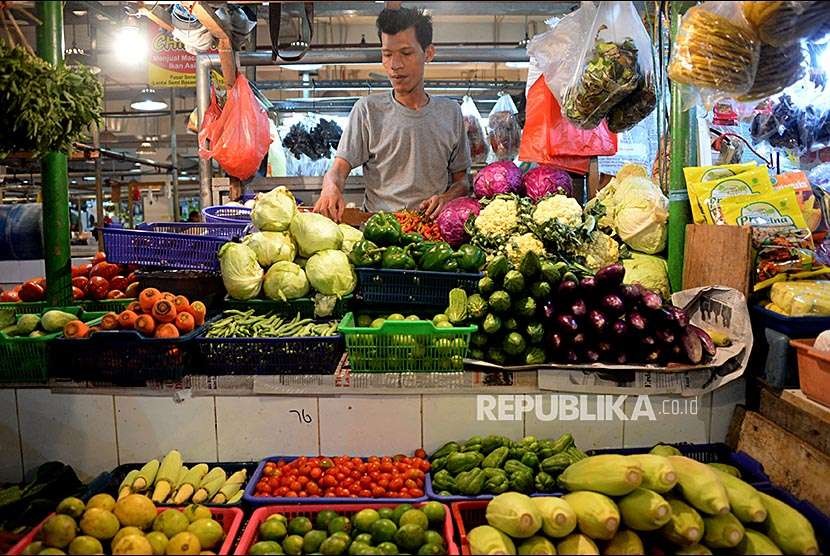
[
  {"xmin": 234, "ymin": 503, "xmax": 458, "ymax": 555},
  {"xmin": 451, "ymin": 500, "xmax": 489, "ymax": 556},
  {"xmin": 8, "ymin": 506, "xmax": 244, "ymax": 555}
]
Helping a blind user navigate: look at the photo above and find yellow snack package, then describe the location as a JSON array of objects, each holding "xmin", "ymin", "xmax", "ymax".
[
  {"xmin": 683, "ymin": 162, "xmax": 757, "ymax": 184},
  {"xmin": 720, "ymin": 189, "xmax": 808, "ymax": 229},
  {"xmin": 772, "ymin": 170, "xmax": 822, "ymax": 231},
  {"xmin": 770, "ymin": 281, "xmax": 830, "ymax": 316},
  {"xmin": 690, "ymin": 167, "xmax": 775, "ymax": 224}
]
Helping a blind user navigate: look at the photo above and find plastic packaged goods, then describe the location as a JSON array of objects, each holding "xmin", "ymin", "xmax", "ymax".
[
  {"xmin": 769, "ymin": 280, "xmax": 830, "ymax": 316},
  {"xmin": 462, "ymin": 95, "xmax": 489, "ymax": 164},
  {"xmin": 736, "ymin": 42, "xmax": 806, "ymax": 102},
  {"xmin": 687, "ymin": 167, "xmax": 774, "ymax": 225},
  {"xmin": 719, "ymin": 189, "xmax": 808, "ymax": 229},
  {"xmin": 683, "ymin": 162, "xmax": 758, "ymax": 185},
  {"xmin": 668, "ymin": 2, "xmax": 760, "ymax": 95},
  {"xmin": 742, "ymin": 1, "xmax": 830, "ymax": 47},
  {"xmin": 487, "ymin": 94, "xmax": 522, "ymax": 161},
  {"xmin": 772, "ymin": 171, "xmax": 823, "ymax": 231}
]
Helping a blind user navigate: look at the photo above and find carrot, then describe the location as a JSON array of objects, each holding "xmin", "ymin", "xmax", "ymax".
[
  {"xmin": 172, "ymin": 295, "xmax": 190, "ymax": 314},
  {"xmin": 155, "ymin": 323, "xmax": 180, "ymax": 338},
  {"xmin": 189, "ymin": 301, "xmax": 207, "ymax": 326},
  {"xmin": 174, "ymin": 311, "xmax": 195, "ymax": 334},
  {"xmin": 127, "ymin": 300, "xmax": 142, "ymax": 314},
  {"xmin": 100, "ymin": 312, "xmax": 119, "ymax": 331},
  {"xmin": 117, "ymin": 310, "xmax": 139, "ymax": 329},
  {"xmin": 139, "ymin": 288, "xmax": 162, "ymax": 313},
  {"xmin": 63, "ymin": 320, "xmax": 90, "ymax": 339},
  {"xmin": 161, "ymin": 292, "xmax": 176, "ymax": 302},
  {"xmin": 135, "ymin": 314, "xmax": 156, "ymax": 336},
  {"xmin": 151, "ymin": 299, "xmax": 177, "ymax": 323}
]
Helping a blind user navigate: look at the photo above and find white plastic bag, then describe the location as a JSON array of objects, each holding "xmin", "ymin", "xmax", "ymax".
[
  {"xmin": 487, "ymin": 94, "xmax": 521, "ymax": 161},
  {"xmin": 461, "ymin": 96, "xmax": 489, "ymax": 163},
  {"xmin": 266, "ymin": 119, "xmax": 287, "ymax": 177}
]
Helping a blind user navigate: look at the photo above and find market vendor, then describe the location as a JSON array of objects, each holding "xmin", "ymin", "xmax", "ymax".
[{"xmin": 313, "ymin": 7, "xmax": 472, "ymax": 222}]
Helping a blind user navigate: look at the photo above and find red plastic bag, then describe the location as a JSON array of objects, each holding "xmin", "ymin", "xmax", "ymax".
[
  {"xmin": 199, "ymin": 74, "xmax": 270, "ymax": 180},
  {"xmin": 519, "ymin": 76, "xmax": 618, "ymax": 163},
  {"xmin": 198, "ymin": 86, "xmax": 222, "ymax": 159}
]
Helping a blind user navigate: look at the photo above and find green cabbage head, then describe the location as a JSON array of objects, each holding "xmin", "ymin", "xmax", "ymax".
[
  {"xmin": 305, "ymin": 249, "xmax": 356, "ymax": 296},
  {"xmin": 218, "ymin": 242, "xmax": 263, "ymax": 300},
  {"xmin": 263, "ymin": 261, "xmax": 309, "ymax": 301},
  {"xmin": 613, "ymin": 177, "xmax": 668, "ymax": 254},
  {"xmin": 243, "ymin": 231, "xmax": 296, "ymax": 267},
  {"xmin": 290, "ymin": 212, "xmax": 343, "ymax": 257},
  {"xmin": 338, "ymin": 223, "xmax": 363, "ymax": 254},
  {"xmin": 252, "ymin": 186, "xmax": 297, "ymax": 231},
  {"xmin": 623, "ymin": 252, "xmax": 670, "ymax": 298}
]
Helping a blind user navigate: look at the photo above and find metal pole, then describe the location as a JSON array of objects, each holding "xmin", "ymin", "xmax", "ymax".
[
  {"xmin": 36, "ymin": 2, "xmax": 72, "ymax": 306},
  {"xmin": 667, "ymin": 3, "xmax": 697, "ymax": 293},
  {"xmin": 170, "ymin": 88, "xmax": 180, "ymax": 221},
  {"xmin": 92, "ymin": 122, "xmax": 104, "ymax": 247},
  {"xmin": 196, "ymin": 54, "xmax": 213, "ymax": 208}
]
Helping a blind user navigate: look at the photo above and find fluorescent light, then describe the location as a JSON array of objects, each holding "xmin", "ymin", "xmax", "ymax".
[
  {"xmin": 505, "ymin": 61, "xmax": 530, "ymax": 69},
  {"xmin": 115, "ymin": 17, "xmax": 146, "ymax": 64},
  {"xmin": 83, "ymin": 176, "xmax": 96, "ymax": 181},
  {"xmin": 280, "ymin": 64, "xmax": 324, "ymax": 72},
  {"xmin": 821, "ymin": 45, "xmax": 830, "ymax": 74}
]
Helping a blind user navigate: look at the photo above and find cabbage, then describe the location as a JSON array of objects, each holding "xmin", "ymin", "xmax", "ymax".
[
  {"xmin": 338, "ymin": 224, "xmax": 363, "ymax": 255},
  {"xmin": 437, "ymin": 196, "xmax": 480, "ymax": 247},
  {"xmin": 613, "ymin": 178, "xmax": 668, "ymax": 254},
  {"xmin": 474, "ymin": 161, "xmax": 523, "ymax": 198},
  {"xmin": 251, "ymin": 186, "xmax": 297, "ymax": 232},
  {"xmin": 289, "ymin": 212, "xmax": 343, "ymax": 257},
  {"xmin": 263, "ymin": 261, "xmax": 310, "ymax": 301},
  {"xmin": 623, "ymin": 252, "xmax": 670, "ymax": 298},
  {"xmin": 218, "ymin": 242, "xmax": 263, "ymax": 300},
  {"xmin": 243, "ymin": 231, "xmax": 296, "ymax": 267},
  {"xmin": 522, "ymin": 165, "xmax": 573, "ymax": 202},
  {"xmin": 485, "ymin": 492, "xmax": 542, "ymax": 538},
  {"xmin": 305, "ymin": 249, "xmax": 356, "ymax": 296}
]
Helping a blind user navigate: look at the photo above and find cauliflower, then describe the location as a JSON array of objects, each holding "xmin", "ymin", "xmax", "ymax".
[
  {"xmin": 506, "ymin": 233, "xmax": 546, "ymax": 267},
  {"xmin": 578, "ymin": 231, "xmax": 620, "ymax": 272},
  {"xmin": 474, "ymin": 197, "xmax": 520, "ymax": 239},
  {"xmin": 532, "ymin": 195, "xmax": 583, "ymax": 227}
]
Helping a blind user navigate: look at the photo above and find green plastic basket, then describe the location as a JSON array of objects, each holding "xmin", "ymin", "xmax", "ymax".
[
  {"xmin": 0, "ymin": 301, "xmax": 47, "ymax": 314},
  {"xmin": 339, "ymin": 312, "xmax": 476, "ymax": 373},
  {"xmin": 223, "ymin": 295, "xmax": 353, "ymax": 319},
  {"xmin": 0, "ymin": 307, "xmax": 103, "ymax": 383}
]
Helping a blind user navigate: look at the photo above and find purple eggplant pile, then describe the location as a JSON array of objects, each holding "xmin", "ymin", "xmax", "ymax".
[{"xmin": 546, "ymin": 263, "xmax": 715, "ymax": 366}]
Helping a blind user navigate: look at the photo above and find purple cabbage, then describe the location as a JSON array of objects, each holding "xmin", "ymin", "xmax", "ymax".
[
  {"xmin": 522, "ymin": 165, "xmax": 573, "ymax": 202},
  {"xmin": 473, "ymin": 161, "xmax": 523, "ymax": 198},
  {"xmin": 436, "ymin": 196, "xmax": 480, "ymax": 247}
]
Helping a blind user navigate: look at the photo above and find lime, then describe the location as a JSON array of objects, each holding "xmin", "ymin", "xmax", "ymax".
[
  {"xmin": 57, "ymin": 497, "xmax": 85, "ymax": 520},
  {"xmin": 303, "ymin": 530, "xmax": 328, "ymax": 553},
  {"xmin": 377, "ymin": 508, "xmax": 394, "ymax": 521},
  {"xmin": 315, "ymin": 510, "xmax": 338, "ymax": 531},
  {"xmin": 417, "ymin": 543, "xmax": 446, "ymax": 555},
  {"xmin": 394, "ymin": 524, "xmax": 425, "ymax": 553},
  {"xmin": 348, "ymin": 541, "xmax": 373, "ymax": 556},
  {"xmin": 42, "ymin": 514, "xmax": 77, "ymax": 548},
  {"xmin": 267, "ymin": 514, "xmax": 288, "ymax": 525},
  {"xmin": 435, "ymin": 321, "xmax": 454, "ymax": 329},
  {"xmin": 370, "ymin": 318, "xmax": 386, "ymax": 329},
  {"xmin": 423, "ymin": 530, "xmax": 444, "ymax": 547},
  {"xmin": 319, "ymin": 534, "xmax": 349, "ymax": 556},
  {"xmin": 282, "ymin": 534, "xmax": 304, "ymax": 556},
  {"xmin": 387, "ymin": 314, "xmax": 405, "ymax": 321},
  {"xmin": 370, "ymin": 519, "xmax": 397, "ymax": 544},
  {"xmin": 187, "ymin": 518, "xmax": 224, "ymax": 551},
  {"xmin": 67, "ymin": 536, "xmax": 102, "ymax": 556},
  {"xmin": 21, "ymin": 541, "xmax": 43, "ymax": 555},
  {"xmin": 353, "ymin": 509, "xmax": 380, "ymax": 533},
  {"xmin": 357, "ymin": 314, "xmax": 373, "ymax": 327},
  {"xmin": 145, "ymin": 531, "xmax": 168, "ymax": 556},
  {"xmin": 398, "ymin": 510, "xmax": 428, "ymax": 530},
  {"xmin": 406, "ymin": 315, "xmax": 420, "ymax": 321},
  {"xmin": 421, "ymin": 502, "xmax": 446, "ymax": 524},
  {"xmin": 353, "ymin": 533, "xmax": 373, "ymax": 545},
  {"xmin": 287, "ymin": 516, "xmax": 313, "ymax": 537},
  {"xmin": 259, "ymin": 518, "xmax": 288, "ymax": 542},
  {"xmin": 391, "ymin": 504, "xmax": 414, "ymax": 525},
  {"xmin": 328, "ymin": 516, "xmax": 352, "ymax": 536},
  {"xmin": 432, "ymin": 314, "xmax": 449, "ymax": 324},
  {"xmin": 376, "ymin": 541, "xmax": 399, "ymax": 555},
  {"xmin": 249, "ymin": 540, "xmax": 284, "ymax": 555}
]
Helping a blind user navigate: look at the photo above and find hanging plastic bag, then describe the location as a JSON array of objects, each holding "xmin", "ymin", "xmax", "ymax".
[
  {"xmin": 267, "ymin": 119, "xmax": 287, "ymax": 177},
  {"xmin": 199, "ymin": 74, "xmax": 270, "ymax": 180},
  {"xmin": 742, "ymin": 1, "xmax": 830, "ymax": 47},
  {"xmin": 197, "ymin": 85, "xmax": 222, "ymax": 159},
  {"xmin": 736, "ymin": 42, "xmax": 806, "ymax": 103},
  {"xmin": 562, "ymin": 1, "xmax": 642, "ymax": 129},
  {"xmin": 487, "ymin": 94, "xmax": 521, "ymax": 161},
  {"xmin": 461, "ymin": 96, "xmax": 489, "ymax": 163}
]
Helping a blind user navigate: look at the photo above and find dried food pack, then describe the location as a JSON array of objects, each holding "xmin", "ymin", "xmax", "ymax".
[
  {"xmin": 462, "ymin": 95, "xmax": 489, "ymax": 163},
  {"xmin": 742, "ymin": 1, "xmax": 830, "ymax": 47},
  {"xmin": 487, "ymin": 94, "xmax": 521, "ymax": 161},
  {"xmin": 736, "ymin": 42, "xmax": 806, "ymax": 102}
]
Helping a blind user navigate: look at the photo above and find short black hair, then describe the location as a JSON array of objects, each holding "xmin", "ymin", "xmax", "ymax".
[{"xmin": 376, "ymin": 7, "xmax": 433, "ymax": 51}]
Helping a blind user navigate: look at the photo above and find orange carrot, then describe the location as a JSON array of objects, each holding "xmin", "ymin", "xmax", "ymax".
[
  {"xmin": 172, "ymin": 295, "xmax": 190, "ymax": 314},
  {"xmin": 189, "ymin": 301, "xmax": 207, "ymax": 326},
  {"xmin": 151, "ymin": 299, "xmax": 177, "ymax": 323},
  {"xmin": 63, "ymin": 320, "xmax": 90, "ymax": 339},
  {"xmin": 139, "ymin": 288, "xmax": 162, "ymax": 313},
  {"xmin": 117, "ymin": 310, "xmax": 139, "ymax": 329},
  {"xmin": 135, "ymin": 314, "xmax": 156, "ymax": 336},
  {"xmin": 155, "ymin": 323, "xmax": 180, "ymax": 338},
  {"xmin": 161, "ymin": 292, "xmax": 176, "ymax": 302},
  {"xmin": 127, "ymin": 300, "xmax": 142, "ymax": 314},
  {"xmin": 174, "ymin": 311, "xmax": 195, "ymax": 334},
  {"xmin": 100, "ymin": 312, "xmax": 120, "ymax": 331}
]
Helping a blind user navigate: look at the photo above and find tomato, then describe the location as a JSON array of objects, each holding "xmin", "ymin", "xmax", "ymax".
[
  {"xmin": 18, "ymin": 281, "xmax": 45, "ymax": 302},
  {"xmin": 367, "ymin": 462, "xmax": 380, "ymax": 473},
  {"xmin": 280, "ymin": 477, "xmax": 292, "ymax": 487},
  {"xmin": 87, "ymin": 276, "xmax": 110, "ymax": 300},
  {"xmin": 359, "ymin": 476, "xmax": 372, "ymax": 486},
  {"xmin": 350, "ymin": 470, "xmax": 361, "ymax": 480},
  {"xmin": 409, "ymin": 487, "xmax": 424, "ymax": 498},
  {"xmin": 389, "ymin": 478, "xmax": 404, "ymax": 491},
  {"xmin": 414, "ymin": 448, "xmax": 427, "ymax": 459},
  {"xmin": 351, "ymin": 457, "xmax": 363, "ymax": 467},
  {"xmin": 400, "ymin": 488, "xmax": 409, "ymax": 496},
  {"xmin": 378, "ymin": 478, "xmax": 389, "ymax": 489},
  {"xmin": 342, "ymin": 477, "xmax": 354, "ymax": 487},
  {"xmin": 336, "ymin": 487, "xmax": 350, "ymax": 497},
  {"xmin": 359, "ymin": 489, "xmax": 372, "ymax": 498},
  {"xmin": 72, "ymin": 286, "xmax": 84, "ymax": 300},
  {"xmin": 276, "ymin": 460, "xmax": 286, "ymax": 467},
  {"xmin": 325, "ymin": 491, "xmax": 337, "ymax": 497},
  {"xmin": 419, "ymin": 460, "xmax": 431, "ymax": 472},
  {"xmin": 257, "ymin": 479, "xmax": 268, "ymax": 490},
  {"xmin": 380, "ymin": 462, "xmax": 393, "ymax": 473},
  {"xmin": 371, "ymin": 486, "xmax": 386, "ymax": 497},
  {"xmin": 381, "ymin": 456, "xmax": 393, "ymax": 465},
  {"xmin": 367, "ymin": 456, "xmax": 380, "ymax": 464},
  {"xmin": 307, "ymin": 482, "xmax": 320, "ymax": 495},
  {"xmin": 310, "ymin": 467, "xmax": 322, "ymax": 480},
  {"xmin": 269, "ymin": 477, "xmax": 280, "ymax": 488},
  {"xmin": 259, "ymin": 485, "xmax": 272, "ymax": 495},
  {"xmin": 285, "ymin": 491, "xmax": 298, "ymax": 498},
  {"xmin": 298, "ymin": 476, "xmax": 309, "ymax": 486},
  {"xmin": 299, "ymin": 491, "xmax": 307, "ymax": 497},
  {"xmin": 320, "ymin": 458, "xmax": 334, "ymax": 469},
  {"xmin": 404, "ymin": 479, "xmax": 417, "ymax": 490},
  {"xmin": 92, "ymin": 251, "xmax": 107, "ymax": 265},
  {"xmin": 0, "ymin": 290, "xmax": 19, "ymax": 302},
  {"xmin": 290, "ymin": 481, "xmax": 302, "ymax": 492},
  {"xmin": 322, "ymin": 475, "xmax": 337, "ymax": 488},
  {"xmin": 416, "ymin": 479, "xmax": 424, "ymax": 488},
  {"xmin": 276, "ymin": 486, "xmax": 288, "ymax": 496},
  {"xmin": 349, "ymin": 483, "xmax": 361, "ymax": 495},
  {"xmin": 335, "ymin": 472, "xmax": 346, "ymax": 482},
  {"xmin": 406, "ymin": 469, "xmax": 425, "ymax": 480}
]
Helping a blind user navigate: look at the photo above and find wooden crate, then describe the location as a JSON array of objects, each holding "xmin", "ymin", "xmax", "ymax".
[{"xmin": 683, "ymin": 224, "xmax": 752, "ymax": 297}]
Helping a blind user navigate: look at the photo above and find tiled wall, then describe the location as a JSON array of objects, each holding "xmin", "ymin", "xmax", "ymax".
[{"xmin": 0, "ymin": 379, "xmax": 745, "ymax": 483}]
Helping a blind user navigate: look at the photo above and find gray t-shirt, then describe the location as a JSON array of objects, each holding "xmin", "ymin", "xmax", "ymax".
[{"xmin": 335, "ymin": 92, "xmax": 472, "ymax": 212}]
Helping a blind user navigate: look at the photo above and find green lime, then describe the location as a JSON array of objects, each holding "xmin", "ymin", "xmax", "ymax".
[
  {"xmin": 394, "ymin": 524, "xmax": 426, "ymax": 553},
  {"xmin": 354, "ymin": 509, "xmax": 381, "ymax": 533},
  {"xmin": 354, "ymin": 533, "xmax": 373, "ymax": 545},
  {"xmin": 303, "ymin": 530, "xmax": 328, "ymax": 553},
  {"xmin": 377, "ymin": 508, "xmax": 394, "ymax": 521},
  {"xmin": 387, "ymin": 314, "xmax": 405, "ymax": 321},
  {"xmin": 435, "ymin": 321, "xmax": 454, "ymax": 329},
  {"xmin": 316, "ymin": 510, "xmax": 339, "ymax": 531},
  {"xmin": 418, "ymin": 543, "xmax": 446, "ymax": 555},
  {"xmin": 320, "ymin": 534, "xmax": 350, "ymax": 556},
  {"xmin": 406, "ymin": 315, "xmax": 420, "ymax": 321},
  {"xmin": 424, "ymin": 530, "xmax": 445, "ymax": 547},
  {"xmin": 398, "ymin": 510, "xmax": 428, "ymax": 530},
  {"xmin": 371, "ymin": 318, "xmax": 386, "ymax": 328},
  {"xmin": 376, "ymin": 541, "xmax": 399, "ymax": 555},
  {"xmin": 357, "ymin": 314, "xmax": 373, "ymax": 327},
  {"xmin": 328, "ymin": 516, "xmax": 352, "ymax": 536},
  {"xmin": 391, "ymin": 504, "xmax": 414, "ymax": 525},
  {"xmin": 421, "ymin": 502, "xmax": 446, "ymax": 524},
  {"xmin": 432, "ymin": 314, "xmax": 449, "ymax": 324},
  {"xmin": 282, "ymin": 534, "xmax": 304, "ymax": 556},
  {"xmin": 259, "ymin": 519, "xmax": 288, "ymax": 542},
  {"xmin": 267, "ymin": 513, "xmax": 288, "ymax": 524},
  {"xmin": 249, "ymin": 540, "xmax": 285, "ymax": 555},
  {"xmin": 288, "ymin": 516, "xmax": 313, "ymax": 536},
  {"xmin": 348, "ymin": 541, "xmax": 379, "ymax": 556},
  {"xmin": 370, "ymin": 519, "xmax": 397, "ymax": 544}
]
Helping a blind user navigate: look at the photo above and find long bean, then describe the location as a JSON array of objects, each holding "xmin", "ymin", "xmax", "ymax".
[{"xmin": 205, "ymin": 310, "xmax": 339, "ymax": 338}]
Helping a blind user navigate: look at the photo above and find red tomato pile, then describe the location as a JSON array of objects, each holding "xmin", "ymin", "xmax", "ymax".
[{"xmin": 254, "ymin": 450, "xmax": 430, "ymax": 499}]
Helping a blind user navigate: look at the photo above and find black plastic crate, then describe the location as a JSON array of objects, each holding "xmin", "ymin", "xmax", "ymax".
[
  {"xmin": 354, "ymin": 268, "xmax": 482, "ymax": 306},
  {"xmin": 136, "ymin": 269, "xmax": 226, "ymax": 309}
]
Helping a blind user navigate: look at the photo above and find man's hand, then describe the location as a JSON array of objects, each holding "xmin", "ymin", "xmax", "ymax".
[
  {"xmin": 314, "ymin": 160, "xmax": 350, "ymax": 222},
  {"xmin": 419, "ymin": 193, "xmax": 448, "ymax": 221}
]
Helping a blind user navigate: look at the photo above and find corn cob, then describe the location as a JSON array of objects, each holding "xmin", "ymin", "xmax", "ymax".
[
  {"xmin": 703, "ymin": 512, "xmax": 745, "ymax": 548},
  {"xmin": 709, "ymin": 467, "xmax": 767, "ymax": 523},
  {"xmin": 151, "ymin": 450, "xmax": 183, "ymax": 503},
  {"xmin": 211, "ymin": 469, "xmax": 247, "ymax": 504},
  {"xmin": 227, "ymin": 490, "xmax": 244, "ymax": 505},
  {"xmin": 531, "ymin": 497, "xmax": 577, "ymax": 538},
  {"xmin": 708, "ymin": 462, "xmax": 741, "ymax": 478},
  {"xmin": 558, "ymin": 455, "xmax": 643, "ymax": 496},
  {"xmin": 562, "ymin": 491, "xmax": 620, "ymax": 541},
  {"xmin": 118, "ymin": 469, "xmax": 140, "ymax": 500},
  {"xmin": 737, "ymin": 529, "xmax": 783, "ymax": 555},
  {"xmin": 627, "ymin": 454, "xmax": 677, "ymax": 493},
  {"xmin": 604, "ymin": 530, "xmax": 645, "ymax": 556},
  {"xmin": 192, "ymin": 467, "xmax": 227, "ymax": 504},
  {"xmin": 667, "ymin": 456, "xmax": 730, "ymax": 515},
  {"xmin": 618, "ymin": 488, "xmax": 672, "ymax": 531},
  {"xmin": 172, "ymin": 464, "xmax": 209, "ymax": 505},
  {"xmin": 555, "ymin": 533, "xmax": 599, "ymax": 555},
  {"xmin": 661, "ymin": 499, "xmax": 704, "ymax": 546},
  {"xmin": 131, "ymin": 459, "xmax": 160, "ymax": 492},
  {"xmin": 758, "ymin": 491, "xmax": 819, "ymax": 555},
  {"xmin": 674, "ymin": 545, "xmax": 712, "ymax": 555},
  {"xmin": 167, "ymin": 465, "xmax": 190, "ymax": 503}
]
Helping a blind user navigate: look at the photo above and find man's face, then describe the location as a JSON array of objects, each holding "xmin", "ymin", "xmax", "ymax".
[{"xmin": 381, "ymin": 27, "xmax": 434, "ymax": 95}]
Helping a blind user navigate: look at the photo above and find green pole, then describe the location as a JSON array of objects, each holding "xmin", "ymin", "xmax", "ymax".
[
  {"xmin": 36, "ymin": 2, "xmax": 72, "ymax": 307},
  {"xmin": 667, "ymin": 2, "xmax": 697, "ymax": 293}
]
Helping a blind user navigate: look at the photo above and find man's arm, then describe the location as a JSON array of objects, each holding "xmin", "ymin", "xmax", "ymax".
[
  {"xmin": 419, "ymin": 170, "xmax": 470, "ymax": 220},
  {"xmin": 313, "ymin": 157, "xmax": 352, "ymax": 222}
]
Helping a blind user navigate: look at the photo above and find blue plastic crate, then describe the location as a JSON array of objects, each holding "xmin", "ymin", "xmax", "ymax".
[
  {"xmin": 101, "ymin": 222, "xmax": 245, "ymax": 271},
  {"xmin": 354, "ymin": 268, "xmax": 482, "ymax": 306},
  {"xmin": 425, "ymin": 479, "xmax": 561, "ymax": 503},
  {"xmin": 203, "ymin": 205, "xmax": 252, "ymax": 224},
  {"xmin": 751, "ymin": 304, "xmax": 830, "ymax": 338},
  {"xmin": 757, "ymin": 484, "xmax": 830, "ymax": 554}
]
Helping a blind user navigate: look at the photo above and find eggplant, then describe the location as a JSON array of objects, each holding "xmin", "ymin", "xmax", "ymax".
[
  {"xmin": 595, "ymin": 263, "xmax": 625, "ymax": 289},
  {"xmin": 543, "ymin": 300, "xmax": 556, "ymax": 320},
  {"xmin": 621, "ymin": 283, "xmax": 644, "ymax": 305},
  {"xmin": 588, "ymin": 309, "xmax": 607, "ymax": 332},
  {"xmin": 612, "ymin": 318, "xmax": 628, "ymax": 337},
  {"xmin": 579, "ymin": 276, "xmax": 597, "ymax": 297},
  {"xmin": 565, "ymin": 350, "xmax": 579, "ymax": 363},
  {"xmin": 628, "ymin": 311, "xmax": 647, "ymax": 331},
  {"xmin": 601, "ymin": 294, "xmax": 625, "ymax": 315},
  {"xmin": 571, "ymin": 299, "xmax": 588, "ymax": 319},
  {"xmin": 641, "ymin": 290, "xmax": 663, "ymax": 311},
  {"xmin": 572, "ymin": 332, "xmax": 586, "ymax": 346},
  {"xmin": 665, "ymin": 305, "xmax": 689, "ymax": 327},
  {"xmin": 615, "ymin": 353, "xmax": 628, "ymax": 365},
  {"xmin": 557, "ymin": 279, "xmax": 579, "ymax": 300},
  {"xmin": 642, "ymin": 335, "xmax": 657, "ymax": 347},
  {"xmin": 656, "ymin": 328, "xmax": 676, "ymax": 345},
  {"xmin": 670, "ymin": 344, "xmax": 684, "ymax": 360},
  {"xmin": 688, "ymin": 324, "xmax": 716, "ymax": 357},
  {"xmin": 557, "ymin": 313, "xmax": 580, "ymax": 334},
  {"xmin": 584, "ymin": 349, "xmax": 601, "ymax": 363},
  {"xmin": 681, "ymin": 329, "xmax": 703, "ymax": 364},
  {"xmin": 547, "ymin": 331, "xmax": 563, "ymax": 351}
]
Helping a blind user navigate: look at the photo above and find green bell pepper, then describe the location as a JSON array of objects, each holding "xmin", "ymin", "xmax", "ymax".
[
  {"xmin": 430, "ymin": 441, "xmax": 460, "ymax": 460},
  {"xmin": 364, "ymin": 212, "xmax": 402, "ymax": 246},
  {"xmin": 381, "ymin": 246, "xmax": 416, "ymax": 270},
  {"xmin": 462, "ymin": 435, "xmax": 484, "ymax": 452},
  {"xmin": 420, "ymin": 242, "xmax": 458, "ymax": 272},
  {"xmin": 348, "ymin": 240, "xmax": 382, "ymax": 267},
  {"xmin": 480, "ymin": 435, "xmax": 509, "ymax": 455},
  {"xmin": 455, "ymin": 468, "xmax": 485, "ymax": 496},
  {"xmin": 508, "ymin": 469, "xmax": 534, "ymax": 493},
  {"xmin": 400, "ymin": 231, "xmax": 424, "ymax": 246},
  {"xmin": 431, "ymin": 456, "xmax": 448, "ymax": 473},
  {"xmin": 507, "ymin": 443, "xmax": 527, "ymax": 460},
  {"xmin": 534, "ymin": 471, "xmax": 557, "ymax": 493},
  {"xmin": 520, "ymin": 452, "xmax": 540, "ymax": 471},
  {"xmin": 445, "ymin": 451, "xmax": 482, "ymax": 474},
  {"xmin": 481, "ymin": 446, "xmax": 509, "ymax": 469},
  {"xmin": 455, "ymin": 244, "xmax": 486, "ymax": 272},
  {"xmin": 482, "ymin": 468, "xmax": 510, "ymax": 495},
  {"xmin": 503, "ymin": 459, "xmax": 533, "ymax": 476},
  {"xmin": 431, "ymin": 469, "xmax": 457, "ymax": 493}
]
